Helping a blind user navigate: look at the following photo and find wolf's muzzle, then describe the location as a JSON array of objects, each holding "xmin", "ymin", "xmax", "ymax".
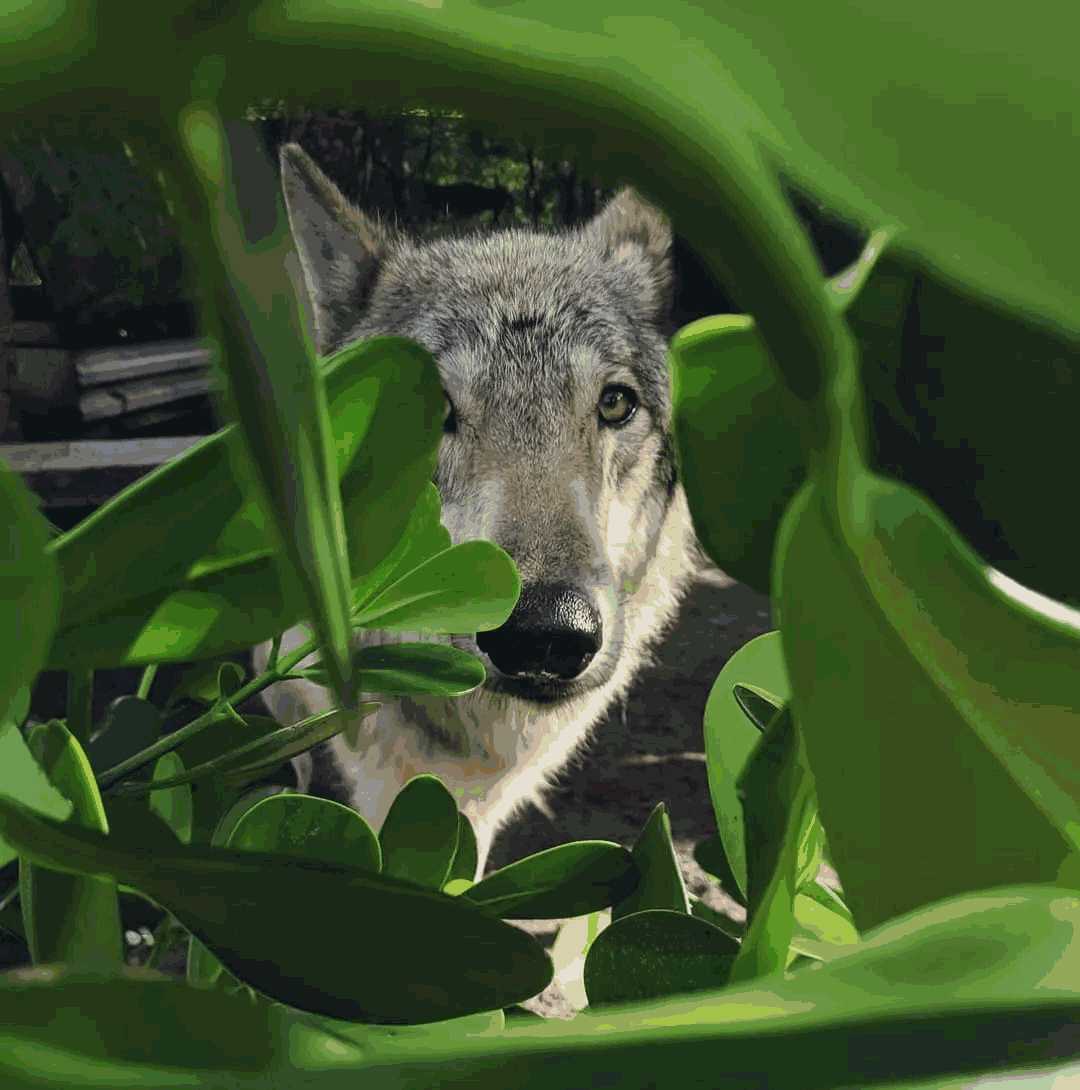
[{"xmin": 477, "ymin": 583, "xmax": 602, "ymax": 685}]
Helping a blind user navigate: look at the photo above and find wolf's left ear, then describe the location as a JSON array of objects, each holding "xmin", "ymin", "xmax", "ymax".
[
  {"xmin": 583, "ymin": 188, "xmax": 673, "ymax": 322},
  {"xmin": 279, "ymin": 142, "xmax": 391, "ymax": 354}
]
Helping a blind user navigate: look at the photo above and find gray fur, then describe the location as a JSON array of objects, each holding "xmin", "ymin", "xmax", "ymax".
[{"xmin": 255, "ymin": 144, "xmax": 699, "ymax": 877}]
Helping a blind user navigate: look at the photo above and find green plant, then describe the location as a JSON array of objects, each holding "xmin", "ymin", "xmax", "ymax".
[{"xmin": 1, "ymin": 1, "xmax": 1079, "ymax": 1087}]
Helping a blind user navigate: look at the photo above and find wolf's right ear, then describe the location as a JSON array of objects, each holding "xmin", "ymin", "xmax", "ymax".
[{"xmin": 279, "ymin": 142, "xmax": 389, "ymax": 354}]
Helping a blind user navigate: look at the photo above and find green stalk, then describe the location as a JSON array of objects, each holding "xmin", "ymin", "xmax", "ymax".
[
  {"xmin": 65, "ymin": 668, "xmax": 93, "ymax": 746},
  {"xmin": 95, "ymin": 633, "xmax": 319, "ymax": 791},
  {"xmin": 135, "ymin": 663, "xmax": 158, "ymax": 701}
]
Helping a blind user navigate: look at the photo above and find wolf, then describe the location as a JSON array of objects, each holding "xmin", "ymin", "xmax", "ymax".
[{"xmin": 252, "ymin": 143, "xmax": 699, "ymax": 878}]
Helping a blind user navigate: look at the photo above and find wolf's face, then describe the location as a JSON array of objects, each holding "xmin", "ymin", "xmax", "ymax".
[{"xmin": 280, "ymin": 144, "xmax": 695, "ymax": 711}]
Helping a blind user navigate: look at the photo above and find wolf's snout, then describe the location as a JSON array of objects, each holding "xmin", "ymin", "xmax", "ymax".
[{"xmin": 477, "ymin": 584, "xmax": 602, "ymax": 682}]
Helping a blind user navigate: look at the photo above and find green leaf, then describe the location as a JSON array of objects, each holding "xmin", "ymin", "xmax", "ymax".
[
  {"xmin": 584, "ymin": 909, "xmax": 739, "ymax": 1008},
  {"xmin": 46, "ymin": 334, "xmax": 443, "ymax": 670},
  {"xmin": 149, "ymin": 753, "xmax": 193, "ymax": 845},
  {"xmin": 464, "ymin": 841, "xmax": 637, "ymax": 919},
  {"xmin": 776, "ymin": 478, "xmax": 1079, "ymax": 930},
  {"xmin": 120, "ymin": 706, "xmax": 376, "ymax": 795},
  {"xmin": 303, "ymin": 641, "xmax": 487, "ymax": 697},
  {"xmin": 0, "ymin": 965, "xmax": 315, "ymax": 1077},
  {"xmin": 793, "ymin": 891, "xmax": 859, "ymax": 952},
  {"xmin": 730, "ymin": 708, "xmax": 816, "ymax": 984},
  {"xmin": 0, "ymin": 795, "xmax": 552, "ymax": 1024},
  {"xmin": 0, "ymin": 722, "xmax": 72, "ymax": 871},
  {"xmin": 447, "ymin": 811, "xmax": 479, "ymax": 886},
  {"xmin": 670, "ymin": 237, "xmax": 890, "ymax": 594},
  {"xmin": 188, "ymin": 784, "xmax": 295, "ymax": 991},
  {"xmin": 352, "ymin": 483, "xmax": 451, "ymax": 613},
  {"xmin": 612, "ymin": 803, "xmax": 689, "ymax": 921},
  {"xmin": 702, "ymin": 631, "xmax": 790, "ymax": 902},
  {"xmin": 0, "ymin": 460, "xmax": 59, "ymax": 727},
  {"xmin": 379, "ymin": 775, "xmax": 461, "ymax": 889},
  {"xmin": 353, "ymin": 541, "xmax": 521, "ymax": 634},
  {"xmin": 688, "ymin": 896, "xmax": 746, "ymax": 944},
  {"xmin": 229, "ymin": 792, "xmax": 381, "ymax": 873},
  {"xmin": 176, "ymin": 110, "xmax": 355, "ymax": 706},
  {"xmin": 18, "ymin": 720, "xmax": 121, "ymax": 966},
  {"xmin": 85, "ymin": 696, "xmax": 162, "ymax": 779}
]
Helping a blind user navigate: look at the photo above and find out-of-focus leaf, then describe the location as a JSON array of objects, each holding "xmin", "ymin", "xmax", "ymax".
[
  {"xmin": 776, "ymin": 478, "xmax": 1079, "ymax": 930},
  {"xmin": 0, "ymin": 796, "xmax": 552, "ymax": 1024}
]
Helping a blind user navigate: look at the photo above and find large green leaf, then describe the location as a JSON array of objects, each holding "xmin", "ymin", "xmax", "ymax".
[
  {"xmin": 302, "ymin": 642, "xmax": 487, "ymax": 698},
  {"xmin": 1, "ymin": 888, "xmax": 1077, "ymax": 1087},
  {"xmin": 19, "ymin": 720, "xmax": 121, "ymax": 967},
  {"xmin": 702, "ymin": 631, "xmax": 790, "ymax": 901},
  {"xmin": 175, "ymin": 109, "xmax": 354, "ymax": 705},
  {"xmin": 464, "ymin": 841, "xmax": 637, "ymax": 919},
  {"xmin": 729, "ymin": 708, "xmax": 815, "ymax": 984},
  {"xmin": 0, "ymin": 965, "xmax": 312, "ymax": 1077},
  {"xmin": 849, "ymin": 254, "xmax": 1080, "ymax": 607},
  {"xmin": 0, "ymin": 460, "xmax": 58, "ymax": 724},
  {"xmin": 46, "ymin": 333, "xmax": 443, "ymax": 669},
  {"xmin": 353, "ymin": 541, "xmax": 521, "ymax": 635},
  {"xmin": 776, "ymin": 478, "xmax": 1079, "ymax": 930},
  {"xmin": 378, "ymin": 775, "xmax": 461, "ymax": 890},
  {"xmin": 584, "ymin": 909, "xmax": 739, "ymax": 1008},
  {"xmin": 611, "ymin": 803, "xmax": 689, "ymax": 922},
  {"xmin": 461, "ymin": 0, "xmax": 1079, "ymax": 339},
  {"xmin": 0, "ymin": 795, "xmax": 551, "ymax": 1024}
]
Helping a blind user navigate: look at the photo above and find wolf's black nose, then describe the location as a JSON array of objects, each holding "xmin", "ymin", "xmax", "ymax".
[{"xmin": 477, "ymin": 584, "xmax": 602, "ymax": 682}]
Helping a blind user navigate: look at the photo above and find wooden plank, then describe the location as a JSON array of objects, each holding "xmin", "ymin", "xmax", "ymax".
[
  {"xmin": 1, "ymin": 436, "xmax": 205, "ymax": 508},
  {"xmin": 12, "ymin": 320, "xmax": 61, "ymax": 347},
  {"xmin": 79, "ymin": 370, "xmax": 215, "ymax": 421},
  {"xmin": 76, "ymin": 337, "xmax": 213, "ymax": 387}
]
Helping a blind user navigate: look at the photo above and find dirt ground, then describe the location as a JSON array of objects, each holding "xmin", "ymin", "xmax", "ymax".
[{"xmin": 483, "ymin": 568, "xmax": 772, "ymax": 1017}]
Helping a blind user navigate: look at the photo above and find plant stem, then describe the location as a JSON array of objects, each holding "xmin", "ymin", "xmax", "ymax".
[
  {"xmin": 96, "ymin": 633, "xmax": 319, "ymax": 791},
  {"xmin": 136, "ymin": 663, "xmax": 158, "ymax": 702},
  {"xmin": 66, "ymin": 668, "xmax": 94, "ymax": 745}
]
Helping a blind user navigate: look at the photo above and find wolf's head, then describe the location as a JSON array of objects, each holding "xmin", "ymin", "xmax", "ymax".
[{"xmin": 279, "ymin": 143, "xmax": 697, "ymax": 710}]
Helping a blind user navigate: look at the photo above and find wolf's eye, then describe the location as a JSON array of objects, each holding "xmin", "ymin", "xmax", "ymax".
[
  {"xmin": 598, "ymin": 385, "xmax": 638, "ymax": 427},
  {"xmin": 443, "ymin": 394, "xmax": 458, "ymax": 434}
]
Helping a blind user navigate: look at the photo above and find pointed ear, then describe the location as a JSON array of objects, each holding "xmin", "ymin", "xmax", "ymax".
[
  {"xmin": 278, "ymin": 142, "xmax": 390, "ymax": 354},
  {"xmin": 583, "ymin": 188, "xmax": 673, "ymax": 322}
]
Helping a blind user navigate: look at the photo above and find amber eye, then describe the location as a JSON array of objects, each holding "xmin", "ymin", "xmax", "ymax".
[{"xmin": 598, "ymin": 385, "xmax": 638, "ymax": 427}]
